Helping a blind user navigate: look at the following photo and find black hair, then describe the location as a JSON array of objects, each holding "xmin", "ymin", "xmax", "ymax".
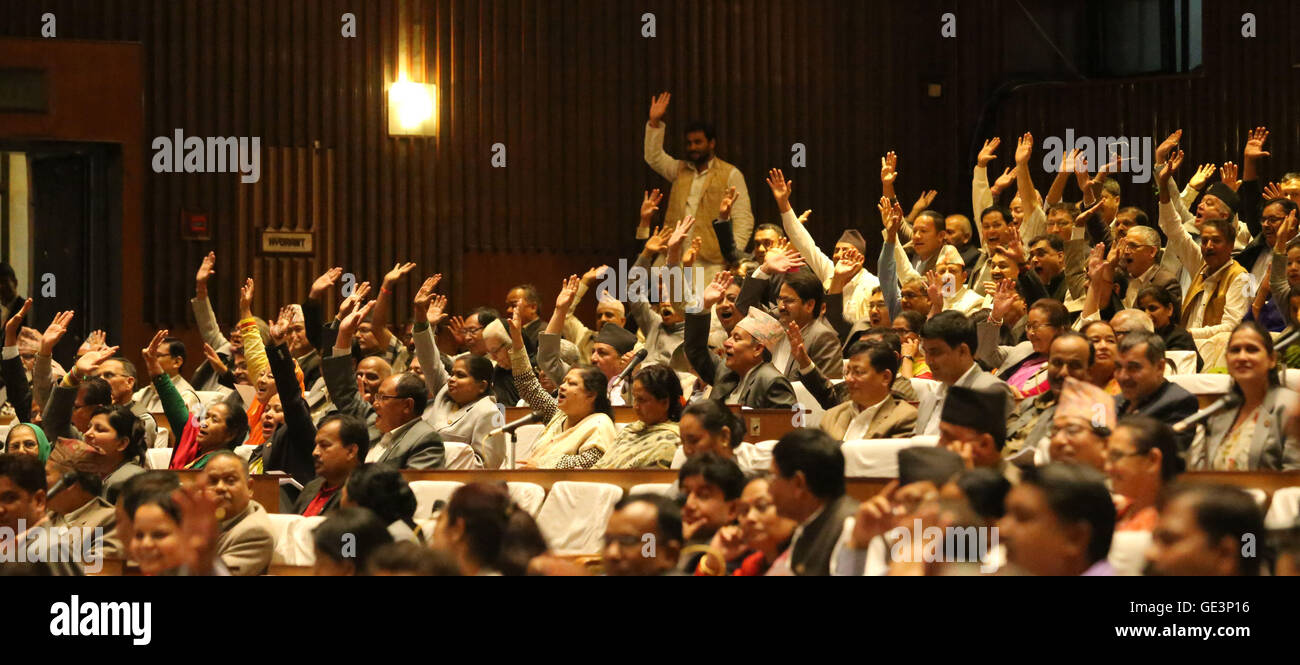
[
  {"xmin": 80, "ymin": 377, "xmax": 113, "ymax": 409},
  {"xmin": 1020, "ymin": 463, "xmax": 1115, "ymax": 566},
  {"xmin": 1136, "ymin": 285, "xmax": 1180, "ymax": 323},
  {"xmin": 1028, "ymin": 298, "xmax": 1069, "ymax": 329},
  {"xmin": 132, "ymin": 490, "xmax": 182, "ymax": 524},
  {"xmin": 207, "ymin": 401, "xmax": 250, "ymax": 450},
  {"xmin": 920, "ymin": 310, "xmax": 978, "ymax": 356},
  {"xmin": 572, "ymin": 366, "xmax": 614, "ymax": 417},
  {"xmin": 954, "ymin": 468, "xmax": 1011, "ymax": 521},
  {"xmin": 509, "ymin": 284, "xmax": 540, "ymax": 307},
  {"xmin": 456, "ymin": 354, "xmax": 496, "ymax": 400},
  {"xmin": 0, "ymin": 262, "xmax": 15, "ymax": 282},
  {"xmin": 914, "ymin": 210, "xmax": 946, "ymax": 232},
  {"xmin": 1158, "ymin": 483, "xmax": 1264, "ymax": 576},
  {"xmin": 365, "ymin": 541, "xmax": 462, "ymax": 576},
  {"xmin": 443, "ymin": 482, "xmax": 543, "ymax": 576},
  {"xmin": 392, "ymin": 372, "xmax": 430, "ymax": 414},
  {"xmin": 1228, "ymin": 320, "xmax": 1279, "ymax": 388},
  {"xmin": 120, "ymin": 470, "xmax": 181, "ymax": 517},
  {"xmin": 317, "ymin": 413, "xmax": 371, "ymax": 461},
  {"xmin": 91, "ymin": 405, "xmax": 146, "ymax": 466},
  {"xmin": 163, "ymin": 337, "xmax": 187, "ymax": 367},
  {"xmin": 313, "ymin": 506, "xmax": 394, "ymax": 571},
  {"xmin": 1117, "ymin": 329, "xmax": 1165, "ymax": 367},
  {"xmin": 1261, "ymin": 198, "xmax": 1299, "ymax": 218},
  {"xmin": 683, "ymin": 120, "xmax": 716, "ymax": 142},
  {"xmin": 0, "ymin": 452, "xmax": 47, "ymax": 494},
  {"xmin": 771, "ymin": 428, "xmax": 846, "ymax": 500},
  {"xmin": 615, "ymin": 493, "xmax": 683, "ymax": 543},
  {"xmin": 845, "ymin": 340, "xmax": 900, "ymax": 380},
  {"xmin": 681, "ymin": 400, "xmax": 744, "ymax": 448},
  {"xmin": 894, "ymin": 310, "xmax": 927, "ymax": 334},
  {"xmin": 1117, "ymin": 206, "xmax": 1150, "ymax": 229},
  {"xmin": 632, "ymin": 364, "xmax": 684, "ymax": 421},
  {"xmin": 754, "ymin": 222, "xmax": 785, "ymax": 238},
  {"xmin": 1028, "ymin": 234, "xmax": 1065, "ymax": 252},
  {"xmin": 1115, "ymin": 415, "xmax": 1184, "ymax": 482},
  {"xmin": 782, "ymin": 271, "xmax": 825, "ymax": 316},
  {"xmin": 346, "ymin": 464, "xmax": 417, "ymax": 528},
  {"xmin": 106, "ymin": 356, "xmax": 137, "ymax": 380},
  {"xmin": 1044, "ymin": 203, "xmax": 1079, "ymax": 222},
  {"xmin": 1052, "ymin": 330, "xmax": 1095, "ymax": 365},
  {"xmin": 679, "ymin": 452, "xmax": 746, "ymax": 501},
  {"xmin": 1201, "ymin": 218, "xmax": 1236, "ymax": 247},
  {"xmin": 472, "ymin": 307, "xmax": 501, "ymax": 328},
  {"xmin": 860, "ymin": 327, "xmax": 903, "ymax": 355},
  {"xmin": 979, "ymin": 205, "xmax": 1014, "ymax": 227}
]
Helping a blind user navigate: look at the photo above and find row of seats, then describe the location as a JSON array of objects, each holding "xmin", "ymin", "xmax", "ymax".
[
  {"xmin": 144, "ymin": 440, "xmax": 485, "ymax": 471},
  {"xmin": 265, "ymin": 478, "xmax": 684, "ymax": 564}
]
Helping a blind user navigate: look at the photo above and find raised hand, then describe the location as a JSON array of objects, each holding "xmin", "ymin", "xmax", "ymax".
[
  {"xmin": 202, "ymin": 343, "xmax": 228, "ymax": 376},
  {"xmin": 1060, "ymin": 148, "xmax": 1082, "ymax": 175},
  {"xmin": 40, "ymin": 310, "xmax": 74, "ymax": 356},
  {"xmin": 582, "ymin": 265, "xmax": 610, "ymax": 286},
  {"xmin": 900, "ymin": 334, "xmax": 919, "ymax": 360},
  {"xmin": 554, "ymin": 275, "xmax": 581, "ymax": 313},
  {"xmin": 682, "ymin": 236, "xmax": 702, "ymax": 267},
  {"xmin": 796, "ymin": 209, "xmax": 812, "ymax": 225},
  {"xmin": 171, "ymin": 482, "xmax": 222, "ymax": 575},
  {"xmin": 1074, "ymin": 200, "xmax": 1105, "ymax": 228},
  {"xmin": 766, "ymin": 168, "xmax": 794, "ymax": 212},
  {"xmin": 977, "ymin": 138, "xmax": 1000, "ymax": 167},
  {"xmin": 647, "ymin": 91, "xmax": 671, "ymax": 127},
  {"xmin": 141, "ymin": 329, "xmax": 169, "ymax": 378},
  {"xmin": 268, "ymin": 305, "xmax": 295, "ymax": 344},
  {"xmin": 1264, "ymin": 181, "xmax": 1285, "ymax": 202},
  {"xmin": 238, "ymin": 278, "xmax": 255, "ymax": 320},
  {"xmin": 718, "ymin": 186, "xmax": 738, "ymax": 219},
  {"xmin": 643, "ymin": 225, "xmax": 672, "ymax": 255},
  {"xmin": 4, "ymin": 298, "xmax": 32, "ymax": 347},
  {"xmin": 412, "ymin": 275, "xmax": 442, "ymax": 320},
  {"xmin": 1155, "ymin": 129, "xmax": 1182, "ymax": 164},
  {"xmin": 990, "ymin": 167, "xmax": 1016, "ymax": 196},
  {"xmin": 784, "ymin": 321, "xmax": 811, "ymax": 369},
  {"xmin": 1188, "ymin": 163, "xmax": 1217, "ymax": 191},
  {"xmin": 337, "ymin": 300, "xmax": 376, "ymax": 346},
  {"xmin": 1086, "ymin": 243, "xmax": 1112, "ymax": 283},
  {"xmin": 382, "ymin": 262, "xmax": 417, "ymax": 288},
  {"xmin": 1220, "ymin": 161, "xmax": 1240, "ymax": 192},
  {"xmin": 910, "ymin": 190, "xmax": 938, "ymax": 218},
  {"xmin": 427, "ymin": 294, "xmax": 449, "ymax": 326},
  {"xmin": 925, "ymin": 270, "xmax": 945, "ymax": 305},
  {"xmin": 195, "ymin": 251, "xmax": 216, "ymax": 298},
  {"xmin": 880, "ymin": 151, "xmax": 899, "ymax": 186},
  {"xmin": 78, "ymin": 329, "xmax": 108, "ymax": 357},
  {"xmin": 1014, "ymin": 132, "xmax": 1033, "ymax": 165},
  {"xmin": 75, "ymin": 344, "xmax": 121, "ymax": 381},
  {"xmin": 763, "ymin": 244, "xmax": 805, "ymax": 274},
  {"xmin": 1169, "ymin": 149, "xmax": 1185, "ymax": 174},
  {"xmin": 447, "ymin": 316, "xmax": 469, "ymax": 347},
  {"xmin": 830, "ymin": 247, "xmax": 864, "ymax": 293},
  {"xmin": 991, "ymin": 279, "xmax": 1018, "ymax": 322},
  {"xmin": 310, "ymin": 266, "xmax": 344, "ymax": 300},
  {"xmin": 700, "ymin": 270, "xmax": 734, "ymax": 310},
  {"xmin": 336, "ymin": 281, "xmax": 371, "ymax": 321},
  {"xmin": 1244, "ymin": 126, "xmax": 1270, "ymax": 162},
  {"xmin": 1157, "ymin": 149, "xmax": 1183, "ymax": 187},
  {"xmin": 640, "ymin": 188, "xmax": 663, "ymax": 225},
  {"xmin": 1275, "ymin": 210, "xmax": 1298, "ymax": 252},
  {"xmin": 667, "ymin": 216, "xmax": 696, "ymax": 253}
]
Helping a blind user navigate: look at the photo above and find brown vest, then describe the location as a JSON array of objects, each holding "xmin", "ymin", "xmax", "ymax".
[
  {"xmin": 1180, "ymin": 260, "xmax": 1248, "ymax": 328},
  {"xmin": 664, "ymin": 157, "xmax": 737, "ymax": 264}
]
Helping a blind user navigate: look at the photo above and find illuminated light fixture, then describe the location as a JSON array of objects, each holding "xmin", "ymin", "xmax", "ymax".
[{"xmin": 388, "ymin": 77, "xmax": 437, "ymax": 136}]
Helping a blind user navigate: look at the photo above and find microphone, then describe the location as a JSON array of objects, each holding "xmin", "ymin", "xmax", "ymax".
[
  {"xmin": 1275, "ymin": 328, "xmax": 1300, "ymax": 351},
  {"xmin": 1172, "ymin": 393, "xmax": 1243, "ymax": 433},
  {"xmin": 47, "ymin": 472, "xmax": 78, "ymax": 499},
  {"xmin": 489, "ymin": 412, "xmax": 538, "ymax": 438},
  {"xmin": 611, "ymin": 348, "xmax": 650, "ymax": 390}
]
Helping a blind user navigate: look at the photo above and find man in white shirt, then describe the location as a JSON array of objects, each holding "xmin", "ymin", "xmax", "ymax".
[{"xmin": 643, "ymin": 91, "xmax": 753, "ymax": 281}]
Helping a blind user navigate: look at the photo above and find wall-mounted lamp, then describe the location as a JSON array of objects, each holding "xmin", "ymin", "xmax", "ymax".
[{"xmin": 388, "ymin": 77, "xmax": 437, "ymax": 136}]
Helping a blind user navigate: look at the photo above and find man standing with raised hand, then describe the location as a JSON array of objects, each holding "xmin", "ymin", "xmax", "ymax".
[{"xmin": 643, "ymin": 91, "xmax": 753, "ymax": 284}]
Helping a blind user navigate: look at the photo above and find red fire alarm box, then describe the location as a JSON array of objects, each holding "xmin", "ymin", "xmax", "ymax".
[{"xmin": 182, "ymin": 210, "xmax": 210, "ymax": 240}]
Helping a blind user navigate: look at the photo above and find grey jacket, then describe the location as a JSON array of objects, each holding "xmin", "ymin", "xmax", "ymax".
[
  {"xmin": 321, "ymin": 352, "xmax": 445, "ymax": 469},
  {"xmin": 683, "ymin": 312, "xmax": 797, "ymax": 409},
  {"xmin": 1189, "ymin": 386, "xmax": 1300, "ymax": 471}
]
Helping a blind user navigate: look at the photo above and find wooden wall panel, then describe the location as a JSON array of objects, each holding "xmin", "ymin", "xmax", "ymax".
[{"xmin": 1, "ymin": 0, "xmax": 1297, "ymax": 353}]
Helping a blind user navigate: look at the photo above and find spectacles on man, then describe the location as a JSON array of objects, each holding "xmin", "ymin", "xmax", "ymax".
[{"xmin": 373, "ymin": 393, "xmax": 406, "ymax": 403}]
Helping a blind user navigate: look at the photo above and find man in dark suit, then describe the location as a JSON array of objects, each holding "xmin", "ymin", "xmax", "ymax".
[
  {"xmin": 767, "ymin": 429, "xmax": 858, "ymax": 576},
  {"xmin": 324, "ymin": 303, "xmax": 444, "ymax": 469},
  {"xmin": 684, "ymin": 273, "xmax": 796, "ymax": 409},
  {"xmin": 1117, "ymin": 225, "xmax": 1181, "ymax": 308},
  {"xmin": 1113, "ymin": 331, "xmax": 1199, "ymax": 452},
  {"xmin": 294, "ymin": 413, "xmax": 369, "ymax": 516},
  {"xmin": 736, "ymin": 268, "xmax": 843, "ymax": 381}
]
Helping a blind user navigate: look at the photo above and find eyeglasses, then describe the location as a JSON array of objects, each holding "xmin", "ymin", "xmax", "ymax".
[
  {"xmin": 1025, "ymin": 323, "xmax": 1058, "ymax": 333},
  {"xmin": 373, "ymin": 393, "xmax": 405, "ymax": 403}
]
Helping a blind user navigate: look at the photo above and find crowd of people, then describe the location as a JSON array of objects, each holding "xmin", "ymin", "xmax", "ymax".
[{"xmin": 2, "ymin": 93, "xmax": 1300, "ymax": 576}]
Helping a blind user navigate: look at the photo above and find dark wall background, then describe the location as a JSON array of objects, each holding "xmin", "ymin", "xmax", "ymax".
[{"xmin": 1, "ymin": 0, "xmax": 1298, "ymax": 349}]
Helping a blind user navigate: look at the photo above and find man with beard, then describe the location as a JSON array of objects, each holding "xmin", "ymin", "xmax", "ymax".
[{"xmin": 643, "ymin": 91, "xmax": 754, "ymax": 283}]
